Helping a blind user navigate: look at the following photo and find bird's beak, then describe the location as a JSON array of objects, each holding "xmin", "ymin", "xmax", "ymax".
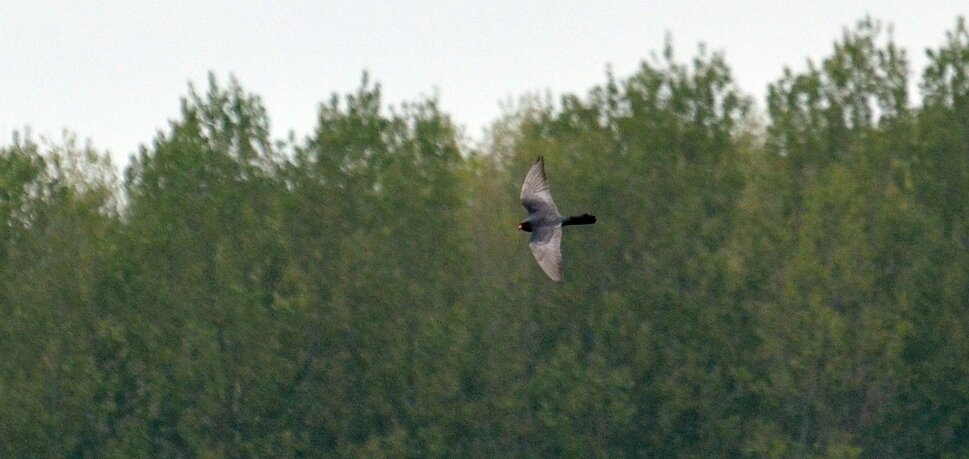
[{"xmin": 517, "ymin": 223, "xmax": 522, "ymax": 231}]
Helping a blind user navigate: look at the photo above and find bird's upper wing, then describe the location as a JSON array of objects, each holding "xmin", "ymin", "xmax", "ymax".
[
  {"xmin": 520, "ymin": 157, "xmax": 559, "ymax": 217},
  {"xmin": 529, "ymin": 226, "xmax": 563, "ymax": 282}
]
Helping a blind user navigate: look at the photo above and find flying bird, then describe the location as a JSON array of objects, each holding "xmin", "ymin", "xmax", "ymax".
[{"xmin": 518, "ymin": 156, "xmax": 596, "ymax": 281}]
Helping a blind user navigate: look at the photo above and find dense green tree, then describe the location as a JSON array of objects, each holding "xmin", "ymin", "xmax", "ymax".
[
  {"xmin": 117, "ymin": 74, "xmax": 292, "ymax": 456},
  {"xmin": 0, "ymin": 133, "xmax": 120, "ymax": 456}
]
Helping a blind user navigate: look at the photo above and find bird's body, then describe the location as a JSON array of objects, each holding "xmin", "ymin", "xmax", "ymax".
[{"xmin": 518, "ymin": 157, "xmax": 596, "ymax": 281}]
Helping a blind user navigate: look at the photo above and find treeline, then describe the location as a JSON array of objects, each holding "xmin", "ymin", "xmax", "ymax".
[{"xmin": 2, "ymin": 17, "xmax": 968, "ymax": 457}]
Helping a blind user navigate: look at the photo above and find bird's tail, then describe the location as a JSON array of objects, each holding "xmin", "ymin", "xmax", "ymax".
[{"xmin": 562, "ymin": 213, "xmax": 597, "ymax": 226}]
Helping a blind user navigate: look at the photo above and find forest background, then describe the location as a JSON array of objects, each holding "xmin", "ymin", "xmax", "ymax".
[{"xmin": 2, "ymin": 17, "xmax": 969, "ymax": 457}]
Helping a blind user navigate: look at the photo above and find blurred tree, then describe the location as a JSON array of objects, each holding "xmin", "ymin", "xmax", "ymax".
[
  {"xmin": 0, "ymin": 133, "xmax": 120, "ymax": 456},
  {"xmin": 278, "ymin": 74, "xmax": 473, "ymax": 455},
  {"xmin": 121, "ymin": 74, "xmax": 293, "ymax": 455}
]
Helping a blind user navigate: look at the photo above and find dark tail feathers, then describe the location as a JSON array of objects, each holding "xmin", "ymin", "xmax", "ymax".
[{"xmin": 563, "ymin": 213, "xmax": 597, "ymax": 226}]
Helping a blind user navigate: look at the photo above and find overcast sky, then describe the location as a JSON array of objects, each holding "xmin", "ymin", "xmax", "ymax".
[{"xmin": 2, "ymin": 1, "xmax": 965, "ymax": 167}]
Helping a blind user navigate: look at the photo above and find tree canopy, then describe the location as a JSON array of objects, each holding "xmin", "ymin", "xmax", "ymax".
[{"xmin": 2, "ymin": 16, "xmax": 968, "ymax": 457}]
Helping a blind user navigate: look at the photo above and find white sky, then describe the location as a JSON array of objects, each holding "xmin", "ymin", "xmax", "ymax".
[{"xmin": 1, "ymin": 1, "xmax": 965, "ymax": 167}]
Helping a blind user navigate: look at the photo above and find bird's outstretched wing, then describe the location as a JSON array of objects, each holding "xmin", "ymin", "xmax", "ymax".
[
  {"xmin": 520, "ymin": 156, "xmax": 559, "ymax": 217},
  {"xmin": 529, "ymin": 226, "xmax": 563, "ymax": 282}
]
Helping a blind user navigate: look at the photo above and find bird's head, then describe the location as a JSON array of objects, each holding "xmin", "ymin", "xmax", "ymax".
[{"xmin": 518, "ymin": 221, "xmax": 532, "ymax": 232}]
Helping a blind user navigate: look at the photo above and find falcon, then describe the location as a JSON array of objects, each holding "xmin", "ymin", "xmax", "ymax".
[{"xmin": 518, "ymin": 156, "xmax": 596, "ymax": 281}]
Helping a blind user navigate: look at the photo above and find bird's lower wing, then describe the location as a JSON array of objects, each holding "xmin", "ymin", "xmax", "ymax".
[{"xmin": 529, "ymin": 227, "xmax": 563, "ymax": 282}]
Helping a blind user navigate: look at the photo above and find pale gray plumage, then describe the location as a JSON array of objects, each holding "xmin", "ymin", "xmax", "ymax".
[{"xmin": 518, "ymin": 156, "xmax": 596, "ymax": 281}]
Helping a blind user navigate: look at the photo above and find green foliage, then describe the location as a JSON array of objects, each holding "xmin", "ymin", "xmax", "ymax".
[{"xmin": 2, "ymin": 17, "xmax": 969, "ymax": 457}]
